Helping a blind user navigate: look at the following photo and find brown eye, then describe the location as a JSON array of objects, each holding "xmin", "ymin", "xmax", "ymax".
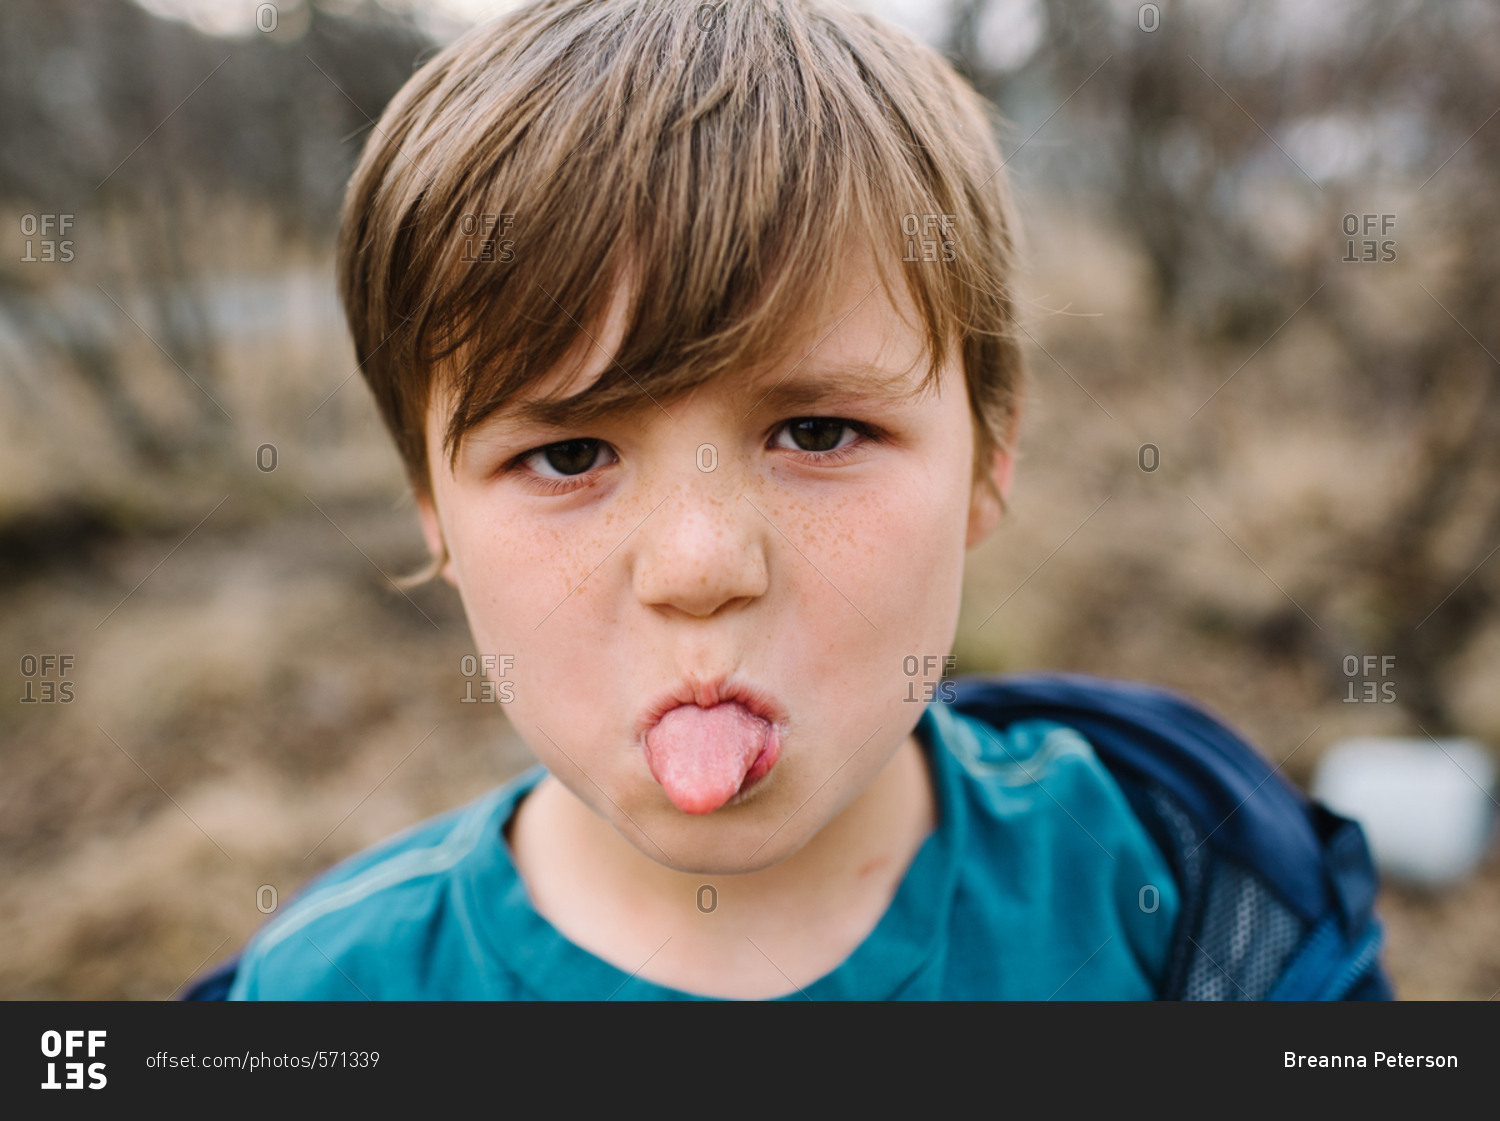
[
  {"xmin": 782, "ymin": 418, "xmax": 851, "ymax": 453},
  {"xmin": 527, "ymin": 438, "xmax": 611, "ymax": 477}
]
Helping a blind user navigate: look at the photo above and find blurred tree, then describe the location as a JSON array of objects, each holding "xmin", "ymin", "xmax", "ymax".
[{"xmin": 0, "ymin": 0, "xmax": 431, "ymax": 471}]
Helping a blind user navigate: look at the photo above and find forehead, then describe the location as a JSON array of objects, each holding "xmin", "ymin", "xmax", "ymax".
[{"xmin": 439, "ymin": 251, "xmax": 946, "ymax": 444}]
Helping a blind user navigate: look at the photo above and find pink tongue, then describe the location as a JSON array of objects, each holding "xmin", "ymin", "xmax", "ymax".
[{"xmin": 644, "ymin": 702, "xmax": 769, "ymax": 815}]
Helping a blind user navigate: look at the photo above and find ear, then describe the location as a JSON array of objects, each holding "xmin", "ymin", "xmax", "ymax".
[
  {"xmin": 965, "ymin": 444, "xmax": 1015, "ymax": 549},
  {"xmin": 415, "ymin": 490, "xmax": 457, "ymax": 586}
]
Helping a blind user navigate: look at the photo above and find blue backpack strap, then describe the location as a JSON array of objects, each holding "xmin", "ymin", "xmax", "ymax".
[{"xmin": 950, "ymin": 672, "xmax": 1393, "ymax": 1000}]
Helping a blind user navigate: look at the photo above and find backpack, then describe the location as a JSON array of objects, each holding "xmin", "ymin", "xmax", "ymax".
[
  {"xmin": 949, "ymin": 672, "xmax": 1392, "ymax": 999},
  {"xmin": 185, "ymin": 671, "xmax": 1393, "ymax": 1000}
]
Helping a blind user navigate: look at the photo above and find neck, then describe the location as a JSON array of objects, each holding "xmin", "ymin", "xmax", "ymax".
[{"xmin": 507, "ymin": 730, "xmax": 937, "ymax": 998}]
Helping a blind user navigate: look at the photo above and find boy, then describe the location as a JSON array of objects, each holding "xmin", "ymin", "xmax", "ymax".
[{"xmin": 212, "ymin": 0, "xmax": 1387, "ymax": 1000}]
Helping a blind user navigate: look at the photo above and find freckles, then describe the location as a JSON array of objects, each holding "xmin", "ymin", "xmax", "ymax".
[
  {"xmin": 530, "ymin": 491, "xmax": 659, "ymax": 620},
  {"xmin": 780, "ymin": 487, "xmax": 908, "ymax": 574},
  {"xmin": 798, "ymin": 485, "xmax": 958, "ymax": 657},
  {"xmin": 760, "ymin": 491, "xmax": 888, "ymax": 646}
]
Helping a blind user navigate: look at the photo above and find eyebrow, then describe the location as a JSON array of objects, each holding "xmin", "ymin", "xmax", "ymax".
[
  {"xmin": 467, "ymin": 358, "xmax": 932, "ymax": 446},
  {"xmin": 736, "ymin": 361, "xmax": 933, "ymax": 420}
]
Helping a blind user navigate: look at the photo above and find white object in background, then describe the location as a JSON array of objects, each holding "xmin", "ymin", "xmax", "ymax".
[{"xmin": 1312, "ymin": 736, "xmax": 1497, "ymax": 888}]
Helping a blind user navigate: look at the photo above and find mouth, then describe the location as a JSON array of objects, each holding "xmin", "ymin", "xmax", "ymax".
[{"xmin": 638, "ymin": 681, "xmax": 786, "ymax": 815}]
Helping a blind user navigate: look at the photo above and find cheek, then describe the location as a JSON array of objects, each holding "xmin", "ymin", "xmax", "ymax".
[
  {"xmin": 447, "ymin": 491, "xmax": 648, "ymax": 624},
  {"xmin": 761, "ymin": 463, "xmax": 970, "ymax": 709},
  {"xmin": 442, "ymin": 492, "xmax": 659, "ymax": 757}
]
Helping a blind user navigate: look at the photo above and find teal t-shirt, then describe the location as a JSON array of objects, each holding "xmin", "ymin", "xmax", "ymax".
[{"xmin": 229, "ymin": 704, "xmax": 1180, "ymax": 999}]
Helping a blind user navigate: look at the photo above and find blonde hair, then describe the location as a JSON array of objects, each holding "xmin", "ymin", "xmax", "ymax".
[{"xmin": 337, "ymin": 0, "xmax": 1024, "ymax": 498}]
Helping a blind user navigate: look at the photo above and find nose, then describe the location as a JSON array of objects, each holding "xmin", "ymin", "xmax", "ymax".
[{"xmin": 632, "ymin": 487, "xmax": 770, "ymax": 618}]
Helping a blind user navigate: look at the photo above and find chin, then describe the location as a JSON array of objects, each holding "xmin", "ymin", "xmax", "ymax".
[{"xmin": 628, "ymin": 808, "xmax": 811, "ymax": 876}]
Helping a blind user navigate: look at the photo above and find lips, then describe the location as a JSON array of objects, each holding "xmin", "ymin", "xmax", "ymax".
[{"xmin": 638, "ymin": 681, "xmax": 785, "ymax": 815}]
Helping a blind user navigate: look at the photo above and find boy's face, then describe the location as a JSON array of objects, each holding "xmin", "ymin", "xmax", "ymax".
[{"xmin": 419, "ymin": 254, "xmax": 1012, "ymax": 874}]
